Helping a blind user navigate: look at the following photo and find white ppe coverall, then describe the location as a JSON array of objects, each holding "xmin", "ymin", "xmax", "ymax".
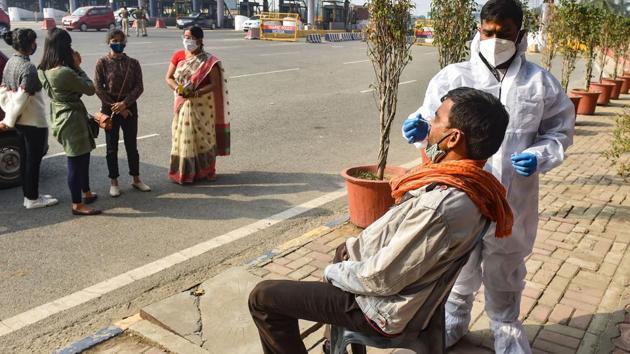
[{"xmin": 409, "ymin": 33, "xmax": 575, "ymax": 353}]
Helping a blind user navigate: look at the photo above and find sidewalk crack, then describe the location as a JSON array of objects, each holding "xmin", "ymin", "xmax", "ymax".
[{"xmin": 193, "ymin": 290, "xmax": 206, "ymax": 347}]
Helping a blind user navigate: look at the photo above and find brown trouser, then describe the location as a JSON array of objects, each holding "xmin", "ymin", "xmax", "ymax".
[{"xmin": 248, "ymin": 244, "xmax": 381, "ymax": 354}]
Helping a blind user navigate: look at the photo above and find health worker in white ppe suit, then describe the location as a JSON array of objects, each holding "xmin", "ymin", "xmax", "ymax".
[{"xmin": 402, "ymin": 0, "xmax": 575, "ymax": 353}]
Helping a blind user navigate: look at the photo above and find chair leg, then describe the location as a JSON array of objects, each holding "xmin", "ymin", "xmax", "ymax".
[
  {"xmin": 330, "ymin": 325, "xmax": 349, "ymax": 354},
  {"xmin": 350, "ymin": 343, "xmax": 367, "ymax": 354}
]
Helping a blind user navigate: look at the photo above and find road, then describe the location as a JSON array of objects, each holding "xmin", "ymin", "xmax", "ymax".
[{"xmin": 0, "ymin": 28, "xmax": 441, "ymax": 352}]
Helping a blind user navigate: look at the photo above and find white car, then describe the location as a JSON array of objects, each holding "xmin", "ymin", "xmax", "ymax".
[
  {"xmin": 242, "ymin": 16, "xmax": 260, "ymax": 32},
  {"xmin": 114, "ymin": 7, "xmax": 137, "ymax": 27}
]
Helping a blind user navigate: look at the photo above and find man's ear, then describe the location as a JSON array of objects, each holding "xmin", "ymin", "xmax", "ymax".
[{"xmin": 446, "ymin": 130, "xmax": 464, "ymax": 150}]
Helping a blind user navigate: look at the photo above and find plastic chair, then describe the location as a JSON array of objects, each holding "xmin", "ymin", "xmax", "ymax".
[
  {"xmin": 329, "ymin": 220, "xmax": 490, "ymax": 354},
  {"xmin": 330, "ymin": 297, "xmax": 446, "ymax": 354}
]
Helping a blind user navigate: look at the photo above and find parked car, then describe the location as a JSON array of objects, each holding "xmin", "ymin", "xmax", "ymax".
[
  {"xmin": 114, "ymin": 7, "xmax": 137, "ymax": 28},
  {"xmin": 0, "ymin": 8, "xmax": 10, "ymax": 35},
  {"xmin": 176, "ymin": 13, "xmax": 216, "ymax": 30},
  {"xmin": 242, "ymin": 16, "xmax": 260, "ymax": 32},
  {"xmin": 0, "ymin": 50, "xmax": 20, "ymax": 189},
  {"xmin": 62, "ymin": 6, "xmax": 116, "ymax": 32}
]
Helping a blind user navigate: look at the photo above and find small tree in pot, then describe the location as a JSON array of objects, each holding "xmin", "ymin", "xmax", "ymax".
[
  {"xmin": 430, "ymin": 0, "xmax": 476, "ymax": 68},
  {"xmin": 342, "ymin": 0, "xmax": 414, "ymax": 228},
  {"xmin": 610, "ymin": 17, "xmax": 630, "ymax": 79},
  {"xmin": 556, "ymin": 0, "xmax": 585, "ymax": 92},
  {"xmin": 367, "ymin": 0, "xmax": 415, "ymax": 180},
  {"xmin": 540, "ymin": 0, "xmax": 557, "ymax": 71},
  {"xmin": 581, "ymin": 4, "xmax": 604, "ymax": 90},
  {"xmin": 596, "ymin": 9, "xmax": 616, "ymax": 82},
  {"xmin": 569, "ymin": 2, "xmax": 603, "ymax": 115}
]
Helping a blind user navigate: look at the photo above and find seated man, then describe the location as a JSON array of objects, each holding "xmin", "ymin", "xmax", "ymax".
[{"xmin": 248, "ymin": 87, "xmax": 513, "ymax": 354}]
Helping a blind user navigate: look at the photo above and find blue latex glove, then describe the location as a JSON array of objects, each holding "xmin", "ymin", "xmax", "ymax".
[
  {"xmin": 402, "ymin": 113, "xmax": 430, "ymax": 144},
  {"xmin": 511, "ymin": 152, "xmax": 538, "ymax": 177}
]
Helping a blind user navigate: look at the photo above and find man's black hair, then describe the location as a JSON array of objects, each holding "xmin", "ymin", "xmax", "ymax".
[
  {"xmin": 481, "ymin": 0, "xmax": 524, "ymax": 30},
  {"xmin": 441, "ymin": 87, "xmax": 509, "ymax": 160}
]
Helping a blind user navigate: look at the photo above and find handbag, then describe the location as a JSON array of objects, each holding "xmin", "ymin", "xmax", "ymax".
[
  {"xmin": 95, "ymin": 59, "xmax": 131, "ymax": 130},
  {"xmin": 87, "ymin": 113, "xmax": 101, "ymax": 138}
]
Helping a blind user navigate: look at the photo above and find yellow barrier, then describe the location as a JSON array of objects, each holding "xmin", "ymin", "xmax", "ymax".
[{"xmin": 260, "ymin": 12, "xmax": 300, "ymax": 42}]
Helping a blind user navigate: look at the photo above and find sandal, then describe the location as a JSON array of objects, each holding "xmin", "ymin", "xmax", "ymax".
[{"xmin": 83, "ymin": 194, "xmax": 98, "ymax": 204}]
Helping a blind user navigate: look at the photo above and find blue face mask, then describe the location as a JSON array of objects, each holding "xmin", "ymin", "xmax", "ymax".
[{"xmin": 110, "ymin": 43, "xmax": 126, "ymax": 54}]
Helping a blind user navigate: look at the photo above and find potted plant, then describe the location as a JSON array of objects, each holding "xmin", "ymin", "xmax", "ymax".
[
  {"xmin": 569, "ymin": 2, "xmax": 603, "ymax": 115},
  {"xmin": 591, "ymin": 9, "xmax": 617, "ymax": 105},
  {"xmin": 540, "ymin": 0, "xmax": 557, "ymax": 71},
  {"xmin": 619, "ymin": 26, "xmax": 630, "ymax": 94},
  {"xmin": 601, "ymin": 14, "xmax": 628, "ymax": 99},
  {"xmin": 554, "ymin": 0, "xmax": 585, "ymax": 112},
  {"xmin": 430, "ymin": 0, "xmax": 476, "ymax": 68},
  {"xmin": 341, "ymin": 0, "xmax": 414, "ymax": 228}
]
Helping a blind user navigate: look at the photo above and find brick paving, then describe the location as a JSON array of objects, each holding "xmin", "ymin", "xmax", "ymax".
[{"xmin": 250, "ymin": 98, "xmax": 630, "ymax": 353}]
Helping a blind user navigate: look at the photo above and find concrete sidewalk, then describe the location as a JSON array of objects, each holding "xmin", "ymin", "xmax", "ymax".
[{"xmin": 84, "ymin": 95, "xmax": 630, "ymax": 354}]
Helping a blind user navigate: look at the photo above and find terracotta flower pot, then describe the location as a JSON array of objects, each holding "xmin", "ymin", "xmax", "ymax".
[
  {"xmin": 601, "ymin": 78, "xmax": 624, "ymax": 99},
  {"xmin": 589, "ymin": 82, "xmax": 615, "ymax": 105},
  {"xmin": 342, "ymin": 165, "xmax": 407, "ymax": 228},
  {"xmin": 568, "ymin": 95, "xmax": 581, "ymax": 115},
  {"xmin": 569, "ymin": 89, "xmax": 600, "ymax": 115},
  {"xmin": 620, "ymin": 76, "xmax": 630, "ymax": 95}
]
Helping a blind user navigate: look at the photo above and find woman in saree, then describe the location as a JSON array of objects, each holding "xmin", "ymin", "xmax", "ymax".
[{"xmin": 165, "ymin": 25, "xmax": 230, "ymax": 184}]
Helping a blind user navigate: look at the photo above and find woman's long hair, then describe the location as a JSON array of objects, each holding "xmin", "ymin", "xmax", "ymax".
[{"xmin": 38, "ymin": 28, "xmax": 75, "ymax": 71}]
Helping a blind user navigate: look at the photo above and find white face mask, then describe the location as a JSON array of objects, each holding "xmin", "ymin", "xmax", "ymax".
[
  {"xmin": 479, "ymin": 38, "xmax": 516, "ymax": 67},
  {"xmin": 183, "ymin": 38, "xmax": 199, "ymax": 52}
]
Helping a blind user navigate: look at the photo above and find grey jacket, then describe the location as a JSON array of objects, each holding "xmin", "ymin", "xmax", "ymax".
[{"xmin": 325, "ymin": 185, "xmax": 488, "ymax": 334}]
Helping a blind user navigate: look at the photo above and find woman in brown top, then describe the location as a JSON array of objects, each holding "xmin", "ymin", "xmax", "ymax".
[{"xmin": 94, "ymin": 29, "xmax": 151, "ymax": 197}]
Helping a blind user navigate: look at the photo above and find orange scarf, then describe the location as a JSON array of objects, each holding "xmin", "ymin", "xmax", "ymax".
[{"xmin": 390, "ymin": 159, "xmax": 513, "ymax": 238}]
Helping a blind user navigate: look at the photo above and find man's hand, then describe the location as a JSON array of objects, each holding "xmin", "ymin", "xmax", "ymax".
[
  {"xmin": 403, "ymin": 113, "xmax": 430, "ymax": 144},
  {"xmin": 511, "ymin": 152, "xmax": 538, "ymax": 177},
  {"xmin": 119, "ymin": 109, "xmax": 131, "ymax": 118},
  {"xmin": 0, "ymin": 122, "xmax": 7, "ymax": 131},
  {"xmin": 111, "ymin": 101, "xmax": 127, "ymax": 114}
]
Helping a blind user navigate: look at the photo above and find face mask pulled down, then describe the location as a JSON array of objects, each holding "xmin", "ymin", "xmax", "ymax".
[
  {"xmin": 183, "ymin": 39, "xmax": 199, "ymax": 52},
  {"xmin": 478, "ymin": 38, "xmax": 516, "ymax": 67},
  {"xmin": 426, "ymin": 132, "xmax": 453, "ymax": 163}
]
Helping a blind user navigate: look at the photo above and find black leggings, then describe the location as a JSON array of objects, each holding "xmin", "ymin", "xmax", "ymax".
[
  {"xmin": 15, "ymin": 125, "xmax": 47, "ymax": 200},
  {"xmin": 67, "ymin": 153, "xmax": 91, "ymax": 204}
]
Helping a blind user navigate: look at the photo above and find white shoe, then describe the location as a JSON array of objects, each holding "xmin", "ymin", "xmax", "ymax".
[
  {"xmin": 42, "ymin": 195, "xmax": 59, "ymax": 206},
  {"xmin": 131, "ymin": 181, "xmax": 151, "ymax": 192},
  {"xmin": 24, "ymin": 196, "xmax": 58, "ymax": 209},
  {"xmin": 110, "ymin": 185, "xmax": 121, "ymax": 197}
]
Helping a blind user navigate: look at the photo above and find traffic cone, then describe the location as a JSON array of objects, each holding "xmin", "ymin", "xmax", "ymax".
[{"xmin": 41, "ymin": 18, "xmax": 56, "ymax": 30}]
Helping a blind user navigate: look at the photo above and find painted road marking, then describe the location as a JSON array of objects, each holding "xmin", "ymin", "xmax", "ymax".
[
  {"xmin": 143, "ymin": 61, "xmax": 171, "ymax": 66},
  {"xmin": 0, "ymin": 156, "xmax": 422, "ymax": 337},
  {"xmin": 360, "ymin": 80, "xmax": 417, "ymax": 94},
  {"xmin": 259, "ymin": 51, "xmax": 300, "ymax": 57},
  {"xmin": 43, "ymin": 134, "xmax": 160, "ymax": 160},
  {"xmin": 343, "ymin": 59, "xmax": 369, "ymax": 65},
  {"xmin": 229, "ymin": 68, "xmax": 300, "ymax": 79}
]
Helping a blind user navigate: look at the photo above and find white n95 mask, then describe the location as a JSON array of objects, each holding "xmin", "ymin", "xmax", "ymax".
[{"xmin": 479, "ymin": 38, "xmax": 516, "ymax": 67}]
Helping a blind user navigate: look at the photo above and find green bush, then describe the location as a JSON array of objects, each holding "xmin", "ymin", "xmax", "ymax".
[{"xmin": 604, "ymin": 108, "xmax": 630, "ymax": 178}]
